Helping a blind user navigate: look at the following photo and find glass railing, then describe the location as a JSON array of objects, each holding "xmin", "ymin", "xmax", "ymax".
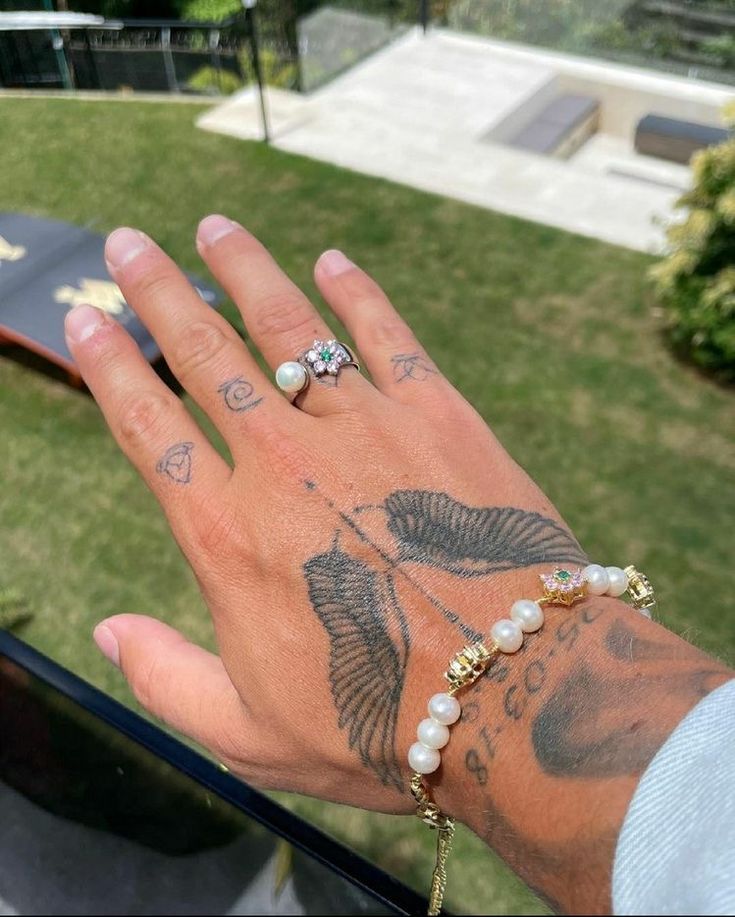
[
  {"xmin": 445, "ymin": 0, "xmax": 735, "ymax": 86},
  {"xmin": 297, "ymin": 1, "xmax": 413, "ymax": 92},
  {"xmin": 2, "ymin": 2, "xmax": 732, "ymax": 94}
]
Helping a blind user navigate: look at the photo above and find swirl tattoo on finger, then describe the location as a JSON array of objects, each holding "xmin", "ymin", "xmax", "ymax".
[
  {"xmin": 218, "ymin": 376, "xmax": 264, "ymax": 413},
  {"xmin": 156, "ymin": 442, "xmax": 194, "ymax": 484}
]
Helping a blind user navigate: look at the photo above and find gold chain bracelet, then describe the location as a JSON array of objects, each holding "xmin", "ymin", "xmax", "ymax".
[{"xmin": 409, "ymin": 564, "xmax": 656, "ymax": 915}]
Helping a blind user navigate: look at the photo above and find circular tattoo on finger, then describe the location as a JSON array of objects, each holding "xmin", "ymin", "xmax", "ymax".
[
  {"xmin": 218, "ymin": 376, "xmax": 264, "ymax": 413},
  {"xmin": 156, "ymin": 442, "xmax": 194, "ymax": 484}
]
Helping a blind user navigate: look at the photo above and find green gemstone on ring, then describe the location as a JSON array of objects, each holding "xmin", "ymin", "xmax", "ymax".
[
  {"xmin": 320, "ymin": 349, "xmax": 332, "ymax": 361},
  {"xmin": 555, "ymin": 569, "xmax": 571, "ymax": 582}
]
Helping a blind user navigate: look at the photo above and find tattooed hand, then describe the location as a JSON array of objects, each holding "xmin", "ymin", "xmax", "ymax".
[{"xmin": 65, "ymin": 220, "xmax": 732, "ymax": 915}]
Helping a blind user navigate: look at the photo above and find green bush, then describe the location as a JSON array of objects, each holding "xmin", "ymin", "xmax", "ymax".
[
  {"xmin": 650, "ymin": 108, "xmax": 735, "ymax": 381},
  {"xmin": 240, "ymin": 48, "xmax": 299, "ymax": 90},
  {"xmin": 187, "ymin": 64, "xmax": 244, "ymax": 94},
  {"xmin": 702, "ymin": 33, "xmax": 735, "ymax": 69},
  {"xmin": 180, "ymin": 0, "xmax": 241, "ymax": 21}
]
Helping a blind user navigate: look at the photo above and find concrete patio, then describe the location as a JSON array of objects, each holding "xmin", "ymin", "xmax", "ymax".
[{"xmin": 197, "ymin": 27, "xmax": 733, "ymax": 253}]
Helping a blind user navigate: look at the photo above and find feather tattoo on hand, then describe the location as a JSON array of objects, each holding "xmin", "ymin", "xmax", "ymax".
[
  {"xmin": 304, "ymin": 543, "xmax": 409, "ymax": 792},
  {"xmin": 303, "ymin": 487, "xmax": 586, "ymax": 791},
  {"xmin": 384, "ymin": 490, "xmax": 587, "ymax": 576}
]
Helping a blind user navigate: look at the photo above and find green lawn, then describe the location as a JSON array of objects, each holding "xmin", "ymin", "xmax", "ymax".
[{"xmin": 1, "ymin": 97, "xmax": 733, "ymax": 915}]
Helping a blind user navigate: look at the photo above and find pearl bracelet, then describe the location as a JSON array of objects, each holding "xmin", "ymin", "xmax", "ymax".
[{"xmin": 410, "ymin": 564, "xmax": 656, "ymax": 916}]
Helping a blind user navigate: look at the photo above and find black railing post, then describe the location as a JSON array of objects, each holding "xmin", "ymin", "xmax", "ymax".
[
  {"xmin": 243, "ymin": 0, "xmax": 270, "ymax": 143},
  {"xmin": 84, "ymin": 29, "xmax": 102, "ymax": 91},
  {"xmin": 161, "ymin": 26, "xmax": 178, "ymax": 93},
  {"xmin": 209, "ymin": 27, "xmax": 223, "ymax": 95},
  {"xmin": 419, "ymin": 0, "xmax": 429, "ymax": 34}
]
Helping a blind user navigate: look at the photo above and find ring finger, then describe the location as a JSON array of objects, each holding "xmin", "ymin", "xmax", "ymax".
[{"xmin": 195, "ymin": 215, "xmax": 379, "ymax": 417}]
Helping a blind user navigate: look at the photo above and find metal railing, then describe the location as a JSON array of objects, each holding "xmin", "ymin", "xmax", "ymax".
[
  {"xmin": 0, "ymin": 9, "xmax": 289, "ymax": 96},
  {"xmin": 0, "ymin": 2, "xmax": 433, "ymax": 96}
]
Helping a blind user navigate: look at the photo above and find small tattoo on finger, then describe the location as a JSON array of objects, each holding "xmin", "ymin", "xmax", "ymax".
[
  {"xmin": 218, "ymin": 376, "xmax": 264, "ymax": 413},
  {"xmin": 156, "ymin": 442, "xmax": 194, "ymax": 484},
  {"xmin": 391, "ymin": 352, "xmax": 437, "ymax": 383},
  {"xmin": 315, "ymin": 373, "xmax": 339, "ymax": 388}
]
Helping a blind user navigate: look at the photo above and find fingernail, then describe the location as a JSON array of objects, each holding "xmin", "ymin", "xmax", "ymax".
[
  {"xmin": 105, "ymin": 227, "xmax": 150, "ymax": 271},
  {"xmin": 197, "ymin": 214, "xmax": 239, "ymax": 248},
  {"xmin": 65, "ymin": 304, "xmax": 108, "ymax": 344},
  {"xmin": 319, "ymin": 249, "xmax": 355, "ymax": 277},
  {"xmin": 93, "ymin": 624, "xmax": 120, "ymax": 668}
]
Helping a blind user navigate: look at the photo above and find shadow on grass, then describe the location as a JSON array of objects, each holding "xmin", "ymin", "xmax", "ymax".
[
  {"xmin": 661, "ymin": 331, "xmax": 735, "ymax": 390},
  {"xmin": 0, "ymin": 344, "xmax": 185, "ymax": 396}
]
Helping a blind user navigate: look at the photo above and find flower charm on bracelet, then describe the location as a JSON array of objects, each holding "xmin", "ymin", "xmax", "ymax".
[{"xmin": 540, "ymin": 567, "xmax": 586, "ymax": 605}]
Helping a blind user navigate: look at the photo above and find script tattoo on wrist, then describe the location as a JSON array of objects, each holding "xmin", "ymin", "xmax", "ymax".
[
  {"xmin": 302, "ymin": 485, "xmax": 589, "ymax": 792},
  {"xmin": 156, "ymin": 442, "xmax": 194, "ymax": 484},
  {"xmin": 453, "ymin": 606, "xmax": 731, "ymax": 914},
  {"xmin": 463, "ymin": 606, "xmax": 729, "ymax": 787},
  {"xmin": 462, "ymin": 605, "xmax": 604, "ymax": 786},
  {"xmin": 218, "ymin": 376, "xmax": 264, "ymax": 413},
  {"xmin": 391, "ymin": 352, "xmax": 437, "ymax": 383},
  {"xmin": 367, "ymin": 550, "xmax": 735, "ymax": 917}
]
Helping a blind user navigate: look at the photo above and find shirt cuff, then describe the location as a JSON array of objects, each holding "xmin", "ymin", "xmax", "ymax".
[{"xmin": 613, "ymin": 678, "xmax": 735, "ymax": 915}]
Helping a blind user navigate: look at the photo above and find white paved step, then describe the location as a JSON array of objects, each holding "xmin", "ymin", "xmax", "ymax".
[{"xmin": 197, "ymin": 28, "xmax": 734, "ymax": 252}]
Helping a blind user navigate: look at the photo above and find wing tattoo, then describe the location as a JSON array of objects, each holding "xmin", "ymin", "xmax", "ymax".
[
  {"xmin": 303, "ymin": 544, "xmax": 409, "ymax": 792},
  {"xmin": 384, "ymin": 490, "xmax": 587, "ymax": 576}
]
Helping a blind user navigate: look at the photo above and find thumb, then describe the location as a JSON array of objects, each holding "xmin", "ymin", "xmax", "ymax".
[{"xmin": 94, "ymin": 614, "xmax": 247, "ymax": 765}]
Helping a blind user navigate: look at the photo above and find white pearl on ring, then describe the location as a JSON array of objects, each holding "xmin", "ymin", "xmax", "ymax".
[
  {"xmin": 417, "ymin": 717, "xmax": 450, "ymax": 750},
  {"xmin": 428, "ymin": 692, "xmax": 461, "ymax": 726},
  {"xmin": 491, "ymin": 618, "xmax": 524, "ymax": 653},
  {"xmin": 408, "ymin": 741, "xmax": 441, "ymax": 774},
  {"xmin": 605, "ymin": 566, "xmax": 629, "ymax": 597},
  {"xmin": 275, "ymin": 361, "xmax": 308, "ymax": 394},
  {"xmin": 583, "ymin": 564, "xmax": 610, "ymax": 596},
  {"xmin": 510, "ymin": 599, "xmax": 545, "ymax": 633}
]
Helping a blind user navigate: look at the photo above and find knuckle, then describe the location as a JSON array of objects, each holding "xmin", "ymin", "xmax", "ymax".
[
  {"xmin": 173, "ymin": 321, "xmax": 230, "ymax": 379},
  {"xmin": 193, "ymin": 500, "xmax": 248, "ymax": 559},
  {"xmin": 327, "ymin": 398, "xmax": 374, "ymax": 434},
  {"xmin": 340, "ymin": 269, "xmax": 383, "ymax": 299},
  {"xmin": 432, "ymin": 391, "xmax": 478, "ymax": 431},
  {"xmin": 117, "ymin": 246, "xmax": 182, "ymax": 303},
  {"xmin": 254, "ymin": 291, "xmax": 316, "ymax": 337},
  {"xmin": 118, "ymin": 391, "xmax": 174, "ymax": 442},
  {"xmin": 131, "ymin": 655, "xmax": 164, "ymax": 717},
  {"xmin": 211, "ymin": 722, "xmax": 258, "ymax": 773},
  {"xmin": 127, "ymin": 263, "xmax": 178, "ymax": 305},
  {"xmin": 258, "ymin": 426, "xmax": 314, "ymax": 482},
  {"xmin": 369, "ymin": 317, "xmax": 415, "ymax": 350}
]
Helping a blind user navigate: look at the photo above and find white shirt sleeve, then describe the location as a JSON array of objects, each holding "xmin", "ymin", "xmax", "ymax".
[{"xmin": 613, "ymin": 678, "xmax": 735, "ymax": 915}]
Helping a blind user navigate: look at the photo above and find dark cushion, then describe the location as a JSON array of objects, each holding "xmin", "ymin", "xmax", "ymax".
[
  {"xmin": 635, "ymin": 113, "xmax": 731, "ymax": 164},
  {"xmin": 510, "ymin": 94, "xmax": 599, "ymax": 155}
]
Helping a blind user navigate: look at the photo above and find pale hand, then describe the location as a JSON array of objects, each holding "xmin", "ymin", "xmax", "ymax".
[{"xmin": 64, "ymin": 215, "xmax": 587, "ymax": 819}]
